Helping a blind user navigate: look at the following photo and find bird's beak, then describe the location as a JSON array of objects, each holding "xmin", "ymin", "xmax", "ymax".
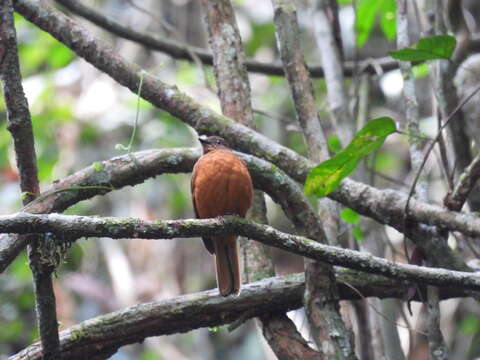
[{"xmin": 198, "ymin": 135, "xmax": 208, "ymax": 144}]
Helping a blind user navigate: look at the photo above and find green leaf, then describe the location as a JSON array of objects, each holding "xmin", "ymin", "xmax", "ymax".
[
  {"xmin": 356, "ymin": 0, "xmax": 396, "ymax": 47},
  {"xmin": 139, "ymin": 350, "xmax": 159, "ymax": 360},
  {"xmin": 20, "ymin": 192, "xmax": 33, "ymax": 200},
  {"xmin": 208, "ymin": 326, "xmax": 223, "ymax": 332},
  {"xmin": 17, "ymin": 20, "xmax": 74, "ymax": 76},
  {"xmin": 304, "ymin": 150, "xmax": 360, "ymax": 197},
  {"xmin": 356, "ymin": 0, "xmax": 383, "ymax": 47},
  {"xmin": 389, "ymin": 35, "xmax": 456, "ymax": 61},
  {"xmin": 327, "ymin": 135, "xmax": 342, "ymax": 154},
  {"xmin": 305, "ymin": 117, "xmax": 396, "ymax": 197},
  {"xmin": 412, "ymin": 62, "xmax": 430, "ymax": 78},
  {"xmin": 352, "ymin": 225, "xmax": 365, "ymax": 242},
  {"xmin": 244, "ymin": 23, "xmax": 276, "ymax": 57},
  {"xmin": 348, "ymin": 117, "xmax": 396, "ymax": 157},
  {"xmin": 460, "ymin": 315, "xmax": 480, "ymax": 335},
  {"xmin": 10, "ymin": 253, "xmax": 31, "ymax": 283},
  {"xmin": 379, "ymin": 0, "xmax": 396, "ymax": 41},
  {"xmin": 375, "ymin": 151, "xmax": 400, "ymax": 172},
  {"xmin": 340, "ymin": 208, "xmax": 361, "ymax": 223},
  {"xmin": 115, "ymin": 143, "xmax": 129, "ymax": 151},
  {"xmin": 92, "ymin": 162, "xmax": 103, "ymax": 172}
]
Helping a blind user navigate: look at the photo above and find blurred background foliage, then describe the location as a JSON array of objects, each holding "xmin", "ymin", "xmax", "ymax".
[{"xmin": 1, "ymin": 0, "xmax": 479, "ymax": 359}]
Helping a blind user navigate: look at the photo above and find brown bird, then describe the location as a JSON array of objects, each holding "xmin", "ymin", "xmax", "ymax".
[{"xmin": 191, "ymin": 135, "xmax": 253, "ymax": 296}]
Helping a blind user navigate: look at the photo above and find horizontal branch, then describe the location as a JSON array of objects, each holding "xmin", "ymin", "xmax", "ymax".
[
  {"xmin": 1, "ymin": 213, "xmax": 480, "ymax": 290},
  {"xmin": 2, "ymin": 146, "xmax": 478, "ymax": 275},
  {"xmin": 0, "ymin": 148, "xmax": 198, "ymax": 273},
  {"xmin": 9, "ymin": 271, "xmax": 471, "ymax": 360},
  {"xmin": 54, "ymin": 0, "xmax": 398, "ymax": 78},
  {"xmin": 0, "ymin": 148, "xmax": 328, "ymax": 272}
]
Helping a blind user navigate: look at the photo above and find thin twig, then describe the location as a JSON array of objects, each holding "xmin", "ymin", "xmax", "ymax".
[
  {"xmin": 338, "ymin": 280, "xmax": 427, "ymax": 335},
  {"xmin": 405, "ymin": 84, "xmax": 480, "ymax": 217},
  {"xmin": 444, "ymin": 152, "xmax": 480, "ymax": 211}
]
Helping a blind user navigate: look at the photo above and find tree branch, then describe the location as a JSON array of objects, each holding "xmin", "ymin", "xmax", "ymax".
[
  {"xmin": 199, "ymin": 2, "xmax": 304, "ymax": 358},
  {"xmin": 445, "ymin": 152, "xmax": 480, "ymax": 211},
  {"xmin": 271, "ymin": 2, "xmax": 354, "ymax": 358},
  {"xmin": 8, "ymin": 271, "xmax": 472, "ymax": 360},
  {"xmin": 1, "ymin": 147, "xmax": 478, "ymax": 276},
  {"xmin": 0, "ymin": 148, "xmax": 198, "ymax": 273},
  {"xmin": 272, "ymin": 0, "xmax": 328, "ymax": 163},
  {"xmin": 425, "ymin": 0, "xmax": 477, "ymax": 211},
  {"xmin": 314, "ymin": 0, "xmax": 353, "ymax": 145},
  {"xmin": 12, "ymin": 0, "xmax": 471, "ymax": 271},
  {"xmin": 0, "ymin": 1, "xmax": 60, "ymax": 358},
  {"xmin": 0, "ymin": 148, "xmax": 327, "ymax": 273},
  {"xmin": 2, "ymin": 147, "xmax": 480, "ymax": 274},
  {"xmin": 53, "ymin": 0, "xmax": 399, "ymax": 78},
  {"xmin": 1, "ymin": 213, "xmax": 480, "ymax": 290},
  {"xmin": 331, "ymin": 179, "xmax": 471, "ymax": 270},
  {"xmin": 259, "ymin": 312, "xmax": 322, "ymax": 360},
  {"xmin": 426, "ymin": 285, "xmax": 449, "ymax": 360},
  {"xmin": 397, "ymin": 0, "xmax": 427, "ymax": 199}
]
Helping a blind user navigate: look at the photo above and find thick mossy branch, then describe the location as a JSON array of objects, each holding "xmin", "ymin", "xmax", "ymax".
[
  {"xmin": 0, "ymin": 148, "xmax": 329, "ymax": 272},
  {"xmin": 9, "ymin": 271, "xmax": 471, "ymax": 360},
  {"xmin": 1, "ymin": 148, "xmax": 478, "ymax": 274},
  {"xmin": 0, "ymin": 148, "xmax": 198, "ymax": 273},
  {"xmin": 1, "ymin": 212, "xmax": 480, "ymax": 290}
]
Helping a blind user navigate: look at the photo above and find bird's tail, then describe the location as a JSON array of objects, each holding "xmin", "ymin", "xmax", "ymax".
[{"xmin": 213, "ymin": 236, "xmax": 241, "ymax": 297}]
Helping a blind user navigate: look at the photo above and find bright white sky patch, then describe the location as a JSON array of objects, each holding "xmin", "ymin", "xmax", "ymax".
[{"xmin": 380, "ymin": 69, "xmax": 404, "ymax": 99}]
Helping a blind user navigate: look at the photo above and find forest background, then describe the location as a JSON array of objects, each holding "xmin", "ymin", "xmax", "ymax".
[{"xmin": 1, "ymin": 0, "xmax": 480, "ymax": 359}]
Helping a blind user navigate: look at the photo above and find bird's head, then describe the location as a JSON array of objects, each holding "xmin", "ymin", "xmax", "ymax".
[{"xmin": 198, "ymin": 135, "xmax": 230, "ymax": 153}]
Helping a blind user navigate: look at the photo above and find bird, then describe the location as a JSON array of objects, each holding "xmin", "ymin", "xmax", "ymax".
[{"xmin": 191, "ymin": 135, "xmax": 253, "ymax": 296}]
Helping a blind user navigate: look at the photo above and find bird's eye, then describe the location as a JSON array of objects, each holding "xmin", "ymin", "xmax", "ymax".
[{"xmin": 216, "ymin": 140, "xmax": 221, "ymax": 144}]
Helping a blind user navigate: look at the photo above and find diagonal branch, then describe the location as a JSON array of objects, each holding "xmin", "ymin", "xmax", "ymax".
[
  {"xmin": 0, "ymin": 148, "xmax": 198, "ymax": 273},
  {"xmin": 2, "ymin": 148, "xmax": 480, "ymax": 275},
  {"xmin": 1, "ymin": 213, "xmax": 480, "ymax": 290},
  {"xmin": 1, "ymin": 147, "xmax": 477, "ymax": 277},
  {"xmin": 53, "ymin": 0, "xmax": 399, "ymax": 78},
  {"xmin": 445, "ymin": 152, "xmax": 480, "ymax": 211},
  {"xmin": 425, "ymin": 0, "xmax": 477, "ymax": 212},
  {"xmin": 0, "ymin": 148, "xmax": 326, "ymax": 274},
  {"xmin": 8, "ymin": 271, "xmax": 473, "ymax": 360}
]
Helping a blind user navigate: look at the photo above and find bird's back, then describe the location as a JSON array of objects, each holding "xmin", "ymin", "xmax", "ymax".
[{"xmin": 192, "ymin": 149, "xmax": 253, "ymax": 219}]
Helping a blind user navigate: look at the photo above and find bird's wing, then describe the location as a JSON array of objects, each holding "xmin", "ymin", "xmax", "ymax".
[{"xmin": 191, "ymin": 161, "xmax": 215, "ymax": 254}]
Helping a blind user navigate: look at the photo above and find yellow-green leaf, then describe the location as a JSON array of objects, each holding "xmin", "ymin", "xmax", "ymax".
[{"xmin": 304, "ymin": 117, "xmax": 396, "ymax": 197}]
